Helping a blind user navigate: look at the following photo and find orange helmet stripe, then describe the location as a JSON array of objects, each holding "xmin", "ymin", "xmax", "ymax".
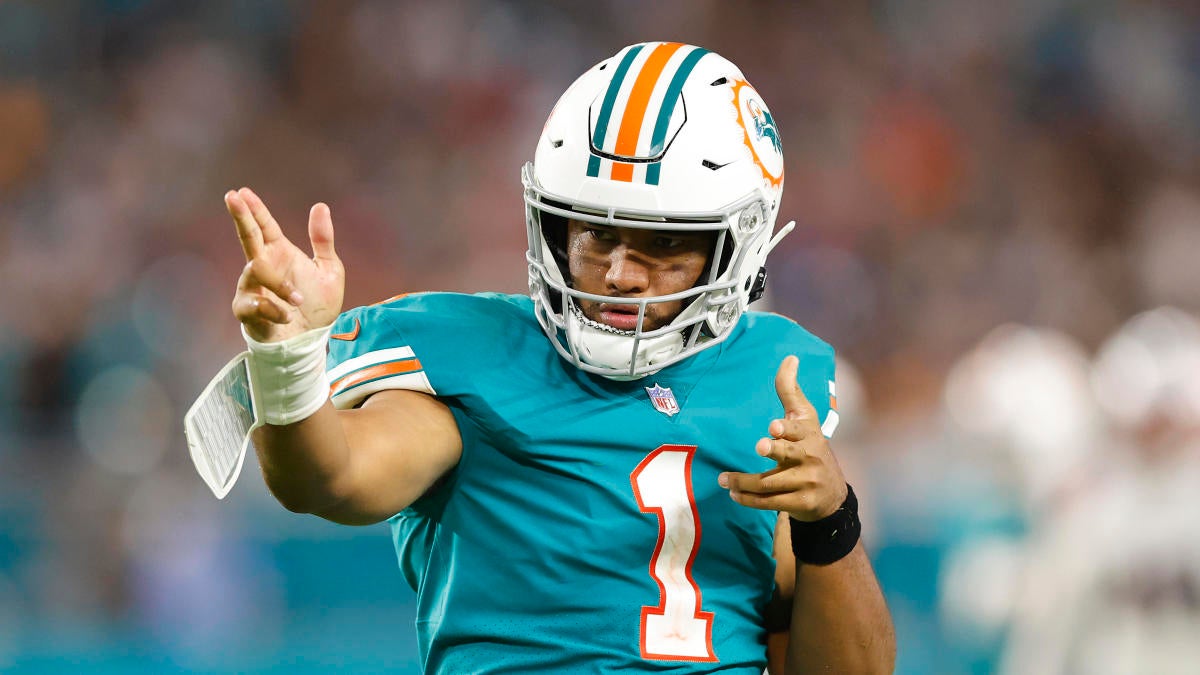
[{"xmin": 610, "ymin": 42, "xmax": 685, "ymax": 182}]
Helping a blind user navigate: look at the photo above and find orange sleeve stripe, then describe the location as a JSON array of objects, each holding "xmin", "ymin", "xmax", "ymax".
[
  {"xmin": 372, "ymin": 293, "xmax": 411, "ymax": 306},
  {"xmin": 329, "ymin": 359, "xmax": 422, "ymax": 396},
  {"xmin": 830, "ymin": 395, "xmax": 838, "ymax": 411},
  {"xmin": 610, "ymin": 42, "xmax": 684, "ymax": 182}
]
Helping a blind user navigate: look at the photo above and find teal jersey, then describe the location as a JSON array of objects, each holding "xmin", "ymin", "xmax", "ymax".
[{"xmin": 325, "ymin": 293, "xmax": 839, "ymax": 674}]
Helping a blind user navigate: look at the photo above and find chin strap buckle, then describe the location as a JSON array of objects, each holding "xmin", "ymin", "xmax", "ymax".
[
  {"xmin": 749, "ymin": 266, "xmax": 768, "ymax": 303},
  {"xmin": 748, "ymin": 220, "xmax": 795, "ymax": 304}
]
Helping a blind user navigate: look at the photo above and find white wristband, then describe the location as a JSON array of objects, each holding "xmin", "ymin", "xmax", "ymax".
[{"xmin": 242, "ymin": 324, "xmax": 333, "ymax": 426}]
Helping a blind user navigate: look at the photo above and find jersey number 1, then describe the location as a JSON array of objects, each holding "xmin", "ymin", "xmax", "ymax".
[{"xmin": 630, "ymin": 445, "xmax": 717, "ymax": 662}]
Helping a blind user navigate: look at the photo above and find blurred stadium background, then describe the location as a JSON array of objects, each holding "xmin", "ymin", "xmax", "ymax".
[{"xmin": 2, "ymin": 1, "xmax": 1199, "ymax": 673}]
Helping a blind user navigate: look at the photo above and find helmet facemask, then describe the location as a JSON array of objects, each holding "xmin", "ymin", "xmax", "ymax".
[{"xmin": 524, "ymin": 164, "xmax": 785, "ymax": 379}]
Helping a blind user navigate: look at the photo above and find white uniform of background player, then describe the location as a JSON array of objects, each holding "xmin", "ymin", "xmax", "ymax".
[{"xmin": 1000, "ymin": 308, "xmax": 1200, "ymax": 675}]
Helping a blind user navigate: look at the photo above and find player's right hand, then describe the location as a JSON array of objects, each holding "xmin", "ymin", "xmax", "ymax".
[
  {"xmin": 719, "ymin": 356, "xmax": 848, "ymax": 523},
  {"xmin": 226, "ymin": 187, "xmax": 345, "ymax": 343}
]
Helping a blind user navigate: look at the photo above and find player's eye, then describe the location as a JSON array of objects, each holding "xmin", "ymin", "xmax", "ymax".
[
  {"xmin": 586, "ymin": 227, "xmax": 618, "ymax": 242},
  {"xmin": 653, "ymin": 236, "xmax": 685, "ymax": 249}
]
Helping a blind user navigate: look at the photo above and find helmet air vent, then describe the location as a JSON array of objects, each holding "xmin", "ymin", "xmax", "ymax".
[{"xmin": 710, "ymin": 77, "xmax": 728, "ymax": 86}]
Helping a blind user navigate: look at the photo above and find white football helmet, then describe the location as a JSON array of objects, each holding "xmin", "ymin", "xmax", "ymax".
[
  {"xmin": 1091, "ymin": 306, "xmax": 1200, "ymax": 431},
  {"xmin": 523, "ymin": 42, "xmax": 794, "ymax": 379}
]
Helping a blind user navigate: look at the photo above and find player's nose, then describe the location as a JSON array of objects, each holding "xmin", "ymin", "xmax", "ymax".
[{"xmin": 605, "ymin": 246, "xmax": 650, "ymax": 294}]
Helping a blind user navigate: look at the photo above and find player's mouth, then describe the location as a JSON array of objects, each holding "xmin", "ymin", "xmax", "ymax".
[{"xmin": 598, "ymin": 303, "xmax": 643, "ymax": 331}]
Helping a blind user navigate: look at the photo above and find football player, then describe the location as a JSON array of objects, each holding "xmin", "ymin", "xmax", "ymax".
[{"xmin": 225, "ymin": 42, "xmax": 894, "ymax": 673}]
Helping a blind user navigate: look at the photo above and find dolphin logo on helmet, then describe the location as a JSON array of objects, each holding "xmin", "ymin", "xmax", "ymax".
[{"xmin": 748, "ymin": 99, "xmax": 782, "ymax": 155}]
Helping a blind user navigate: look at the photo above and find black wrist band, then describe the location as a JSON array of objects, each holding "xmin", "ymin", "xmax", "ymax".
[{"xmin": 789, "ymin": 483, "xmax": 860, "ymax": 566}]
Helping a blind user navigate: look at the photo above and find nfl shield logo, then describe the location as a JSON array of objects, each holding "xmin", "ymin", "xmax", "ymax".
[{"xmin": 644, "ymin": 383, "xmax": 680, "ymax": 417}]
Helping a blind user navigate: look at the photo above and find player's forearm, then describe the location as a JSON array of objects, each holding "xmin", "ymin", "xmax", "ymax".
[
  {"xmin": 252, "ymin": 401, "xmax": 354, "ymax": 515},
  {"xmin": 786, "ymin": 543, "xmax": 895, "ymax": 674}
]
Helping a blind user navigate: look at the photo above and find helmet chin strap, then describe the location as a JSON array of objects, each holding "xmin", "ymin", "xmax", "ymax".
[{"xmin": 566, "ymin": 303, "xmax": 684, "ymax": 380}]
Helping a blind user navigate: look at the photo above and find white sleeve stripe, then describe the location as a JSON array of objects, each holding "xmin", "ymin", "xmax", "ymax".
[
  {"xmin": 329, "ymin": 371, "xmax": 436, "ymax": 409},
  {"xmin": 326, "ymin": 346, "xmax": 417, "ymax": 382},
  {"xmin": 822, "ymin": 378, "xmax": 839, "ymax": 438},
  {"xmin": 821, "ymin": 410, "xmax": 840, "ymax": 438}
]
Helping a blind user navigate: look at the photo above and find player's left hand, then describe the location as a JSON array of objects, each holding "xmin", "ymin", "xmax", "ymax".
[{"xmin": 718, "ymin": 355, "xmax": 847, "ymax": 522}]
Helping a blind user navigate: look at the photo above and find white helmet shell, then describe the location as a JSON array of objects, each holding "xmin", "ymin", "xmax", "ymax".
[
  {"xmin": 1091, "ymin": 307, "xmax": 1200, "ymax": 430},
  {"xmin": 523, "ymin": 42, "xmax": 792, "ymax": 379}
]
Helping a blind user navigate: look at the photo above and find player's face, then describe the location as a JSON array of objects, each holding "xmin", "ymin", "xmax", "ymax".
[{"xmin": 566, "ymin": 220, "xmax": 712, "ymax": 332}]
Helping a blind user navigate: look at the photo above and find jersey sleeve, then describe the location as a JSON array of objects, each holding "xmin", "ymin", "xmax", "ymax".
[
  {"xmin": 325, "ymin": 300, "xmax": 437, "ymax": 409},
  {"xmin": 324, "ymin": 292, "xmax": 535, "ymax": 411},
  {"xmin": 791, "ymin": 335, "xmax": 838, "ymax": 439},
  {"xmin": 752, "ymin": 312, "xmax": 840, "ymax": 439}
]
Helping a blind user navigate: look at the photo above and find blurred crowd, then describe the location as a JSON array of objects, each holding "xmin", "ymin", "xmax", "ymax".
[{"xmin": 1, "ymin": 1, "xmax": 1199, "ymax": 673}]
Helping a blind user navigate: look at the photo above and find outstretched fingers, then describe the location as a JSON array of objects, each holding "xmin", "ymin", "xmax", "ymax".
[
  {"xmin": 720, "ymin": 466, "xmax": 833, "ymax": 516},
  {"xmin": 238, "ymin": 187, "xmax": 286, "ymax": 246},
  {"xmin": 727, "ymin": 489, "xmax": 791, "ymax": 513},
  {"xmin": 720, "ymin": 470, "xmax": 803, "ymax": 513},
  {"xmin": 226, "ymin": 190, "xmax": 263, "ymax": 262},
  {"xmin": 721, "ymin": 355, "xmax": 847, "ymax": 519},
  {"xmin": 308, "ymin": 202, "xmax": 337, "ymax": 264},
  {"xmin": 775, "ymin": 355, "xmax": 819, "ymax": 421},
  {"xmin": 720, "ymin": 466, "xmax": 787, "ymax": 495}
]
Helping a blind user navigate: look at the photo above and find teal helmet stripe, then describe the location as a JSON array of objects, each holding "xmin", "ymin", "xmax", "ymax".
[
  {"xmin": 586, "ymin": 43, "xmax": 646, "ymax": 178},
  {"xmin": 645, "ymin": 46, "xmax": 710, "ymax": 186}
]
